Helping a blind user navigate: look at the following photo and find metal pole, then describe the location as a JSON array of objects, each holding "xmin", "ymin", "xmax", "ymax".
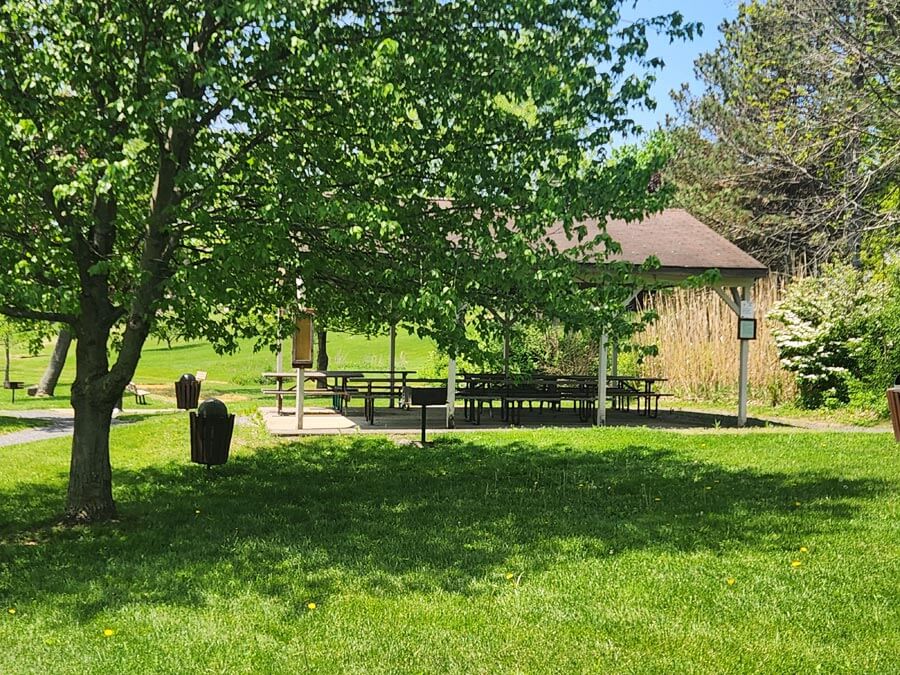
[
  {"xmin": 447, "ymin": 356, "xmax": 457, "ymax": 429},
  {"xmin": 596, "ymin": 332, "xmax": 608, "ymax": 426},
  {"xmin": 421, "ymin": 405, "xmax": 427, "ymax": 444},
  {"xmin": 389, "ymin": 324, "xmax": 397, "ymax": 408},
  {"xmin": 295, "ymin": 367, "xmax": 305, "ymax": 430}
]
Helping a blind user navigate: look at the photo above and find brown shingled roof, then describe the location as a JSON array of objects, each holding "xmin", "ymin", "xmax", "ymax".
[{"xmin": 545, "ymin": 208, "xmax": 767, "ymax": 281}]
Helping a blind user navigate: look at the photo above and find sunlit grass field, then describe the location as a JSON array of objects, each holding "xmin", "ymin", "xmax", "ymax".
[
  {"xmin": 1, "ymin": 414, "xmax": 898, "ymax": 673},
  {"xmin": 2, "ymin": 330, "xmax": 436, "ymax": 410}
]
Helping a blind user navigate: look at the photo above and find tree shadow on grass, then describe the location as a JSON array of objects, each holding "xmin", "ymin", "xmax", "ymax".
[{"xmin": 0, "ymin": 434, "xmax": 890, "ymax": 621}]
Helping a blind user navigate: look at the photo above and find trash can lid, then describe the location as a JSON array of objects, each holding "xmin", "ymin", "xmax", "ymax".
[
  {"xmin": 197, "ymin": 398, "xmax": 228, "ymax": 418},
  {"xmin": 179, "ymin": 373, "xmax": 197, "ymax": 382}
]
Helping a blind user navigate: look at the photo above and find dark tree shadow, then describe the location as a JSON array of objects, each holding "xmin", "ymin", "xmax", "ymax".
[{"xmin": 0, "ymin": 433, "xmax": 889, "ymax": 621}]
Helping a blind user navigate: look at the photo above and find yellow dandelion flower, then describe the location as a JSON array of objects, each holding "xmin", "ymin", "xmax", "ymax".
[
  {"xmin": 791, "ymin": 560, "xmax": 802, "ymax": 568},
  {"xmin": 103, "ymin": 628, "xmax": 116, "ymax": 637},
  {"xmin": 800, "ymin": 546, "xmax": 808, "ymax": 553},
  {"xmin": 307, "ymin": 602, "xmax": 317, "ymax": 610},
  {"xmin": 794, "ymin": 501, "xmax": 801, "ymax": 506},
  {"xmin": 505, "ymin": 573, "xmax": 514, "ymax": 580},
  {"xmin": 726, "ymin": 578, "xmax": 736, "ymax": 586},
  {"xmin": 7, "ymin": 607, "xmax": 15, "ymax": 615}
]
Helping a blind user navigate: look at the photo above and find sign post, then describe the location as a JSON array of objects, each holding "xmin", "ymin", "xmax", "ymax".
[{"xmin": 292, "ymin": 314, "xmax": 314, "ymax": 430}]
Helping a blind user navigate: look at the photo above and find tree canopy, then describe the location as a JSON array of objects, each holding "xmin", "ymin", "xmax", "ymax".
[
  {"xmin": 667, "ymin": 0, "xmax": 899, "ymax": 273},
  {"xmin": 0, "ymin": 0, "xmax": 695, "ymax": 521}
]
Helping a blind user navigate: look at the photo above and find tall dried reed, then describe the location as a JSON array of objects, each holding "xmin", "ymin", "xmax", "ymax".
[{"xmin": 631, "ymin": 277, "xmax": 796, "ymax": 405}]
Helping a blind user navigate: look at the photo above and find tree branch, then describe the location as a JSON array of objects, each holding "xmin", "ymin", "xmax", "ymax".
[{"xmin": 0, "ymin": 305, "xmax": 76, "ymax": 325}]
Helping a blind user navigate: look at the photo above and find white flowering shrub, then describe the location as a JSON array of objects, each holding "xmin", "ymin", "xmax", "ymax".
[{"xmin": 769, "ymin": 263, "xmax": 888, "ymax": 408}]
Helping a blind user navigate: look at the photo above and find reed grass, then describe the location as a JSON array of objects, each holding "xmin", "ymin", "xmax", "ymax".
[{"xmin": 633, "ymin": 277, "xmax": 796, "ymax": 405}]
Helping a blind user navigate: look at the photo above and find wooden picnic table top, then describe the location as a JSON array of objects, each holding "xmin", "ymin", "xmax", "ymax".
[
  {"xmin": 461, "ymin": 373, "xmax": 668, "ymax": 383},
  {"xmin": 262, "ymin": 371, "xmax": 327, "ymax": 379}
]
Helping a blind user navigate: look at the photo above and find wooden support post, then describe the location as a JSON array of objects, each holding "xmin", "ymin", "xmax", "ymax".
[
  {"xmin": 295, "ymin": 367, "xmax": 305, "ymax": 430},
  {"xmin": 596, "ymin": 332, "xmax": 608, "ymax": 426},
  {"xmin": 503, "ymin": 326, "xmax": 510, "ymax": 380},
  {"xmin": 715, "ymin": 285, "xmax": 753, "ymax": 428},
  {"xmin": 611, "ymin": 341, "xmax": 619, "ymax": 377},
  {"xmin": 447, "ymin": 357, "xmax": 457, "ymax": 429},
  {"xmin": 275, "ymin": 308, "xmax": 284, "ymax": 372},
  {"xmin": 737, "ymin": 285, "xmax": 751, "ymax": 428}
]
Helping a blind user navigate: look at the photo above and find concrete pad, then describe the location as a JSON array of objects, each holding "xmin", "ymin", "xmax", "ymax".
[{"xmin": 260, "ymin": 407, "xmax": 359, "ymax": 436}]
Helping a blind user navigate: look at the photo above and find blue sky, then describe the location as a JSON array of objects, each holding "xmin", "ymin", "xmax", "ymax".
[{"xmin": 616, "ymin": 1, "xmax": 740, "ymax": 141}]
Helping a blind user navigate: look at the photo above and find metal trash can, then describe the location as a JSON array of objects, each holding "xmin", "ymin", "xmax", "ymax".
[
  {"xmin": 887, "ymin": 385, "xmax": 900, "ymax": 443},
  {"xmin": 190, "ymin": 398, "xmax": 235, "ymax": 467},
  {"xmin": 175, "ymin": 373, "xmax": 202, "ymax": 410}
]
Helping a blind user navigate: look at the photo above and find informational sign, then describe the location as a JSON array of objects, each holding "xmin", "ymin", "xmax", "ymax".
[
  {"xmin": 740, "ymin": 300, "xmax": 755, "ymax": 319},
  {"xmin": 738, "ymin": 318, "xmax": 758, "ymax": 340},
  {"xmin": 292, "ymin": 315, "xmax": 314, "ymax": 368}
]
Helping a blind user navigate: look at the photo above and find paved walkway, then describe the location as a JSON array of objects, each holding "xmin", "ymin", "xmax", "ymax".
[{"xmin": 0, "ymin": 409, "xmax": 173, "ymax": 447}]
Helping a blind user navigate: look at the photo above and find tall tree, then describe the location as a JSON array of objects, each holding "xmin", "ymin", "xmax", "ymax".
[
  {"xmin": 35, "ymin": 327, "xmax": 73, "ymax": 397},
  {"xmin": 668, "ymin": 0, "xmax": 899, "ymax": 272},
  {"xmin": 0, "ymin": 318, "xmax": 10, "ymax": 388},
  {"xmin": 0, "ymin": 1, "xmax": 694, "ymax": 522}
]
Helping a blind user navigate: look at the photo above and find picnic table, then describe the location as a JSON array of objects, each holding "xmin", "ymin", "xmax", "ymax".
[
  {"xmin": 261, "ymin": 371, "xmax": 331, "ymax": 415},
  {"xmin": 459, "ymin": 373, "xmax": 670, "ymax": 424},
  {"xmin": 347, "ymin": 375, "xmax": 445, "ymax": 424}
]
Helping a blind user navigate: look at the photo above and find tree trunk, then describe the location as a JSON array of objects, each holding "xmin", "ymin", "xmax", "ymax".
[
  {"xmin": 36, "ymin": 328, "xmax": 72, "ymax": 397},
  {"xmin": 65, "ymin": 326, "xmax": 119, "ymax": 522},
  {"xmin": 316, "ymin": 329, "xmax": 328, "ymax": 387},
  {"xmin": 66, "ymin": 396, "xmax": 116, "ymax": 522},
  {"xmin": 2, "ymin": 334, "xmax": 9, "ymax": 387}
]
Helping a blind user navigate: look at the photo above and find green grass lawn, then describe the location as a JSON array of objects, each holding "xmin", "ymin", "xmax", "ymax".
[
  {"xmin": 2, "ymin": 330, "xmax": 437, "ymax": 411},
  {"xmin": 1, "ymin": 416, "xmax": 898, "ymax": 672},
  {"xmin": 0, "ymin": 416, "xmax": 45, "ymax": 437}
]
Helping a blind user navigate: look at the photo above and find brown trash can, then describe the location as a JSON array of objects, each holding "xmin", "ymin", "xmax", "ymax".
[
  {"xmin": 189, "ymin": 410, "xmax": 235, "ymax": 467},
  {"xmin": 887, "ymin": 387, "xmax": 900, "ymax": 442},
  {"xmin": 175, "ymin": 374, "xmax": 202, "ymax": 409}
]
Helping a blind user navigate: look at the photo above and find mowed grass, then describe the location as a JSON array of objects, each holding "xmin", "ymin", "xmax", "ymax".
[
  {"xmin": 1, "ymin": 416, "xmax": 898, "ymax": 673},
  {"xmin": 0, "ymin": 416, "xmax": 45, "ymax": 436},
  {"xmin": 1, "ymin": 330, "xmax": 436, "ymax": 410}
]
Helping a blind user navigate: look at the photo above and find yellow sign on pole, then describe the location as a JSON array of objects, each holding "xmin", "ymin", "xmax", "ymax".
[{"xmin": 292, "ymin": 315, "xmax": 314, "ymax": 368}]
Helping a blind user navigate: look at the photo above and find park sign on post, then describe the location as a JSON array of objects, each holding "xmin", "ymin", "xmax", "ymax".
[
  {"xmin": 292, "ymin": 315, "xmax": 314, "ymax": 368},
  {"xmin": 738, "ymin": 300, "xmax": 756, "ymax": 340}
]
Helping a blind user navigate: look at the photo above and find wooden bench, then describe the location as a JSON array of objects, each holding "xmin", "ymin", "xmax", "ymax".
[{"xmin": 126, "ymin": 382, "xmax": 149, "ymax": 404}]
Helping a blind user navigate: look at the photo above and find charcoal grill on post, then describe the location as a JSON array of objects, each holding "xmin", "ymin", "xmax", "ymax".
[{"xmin": 410, "ymin": 387, "xmax": 447, "ymax": 445}]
